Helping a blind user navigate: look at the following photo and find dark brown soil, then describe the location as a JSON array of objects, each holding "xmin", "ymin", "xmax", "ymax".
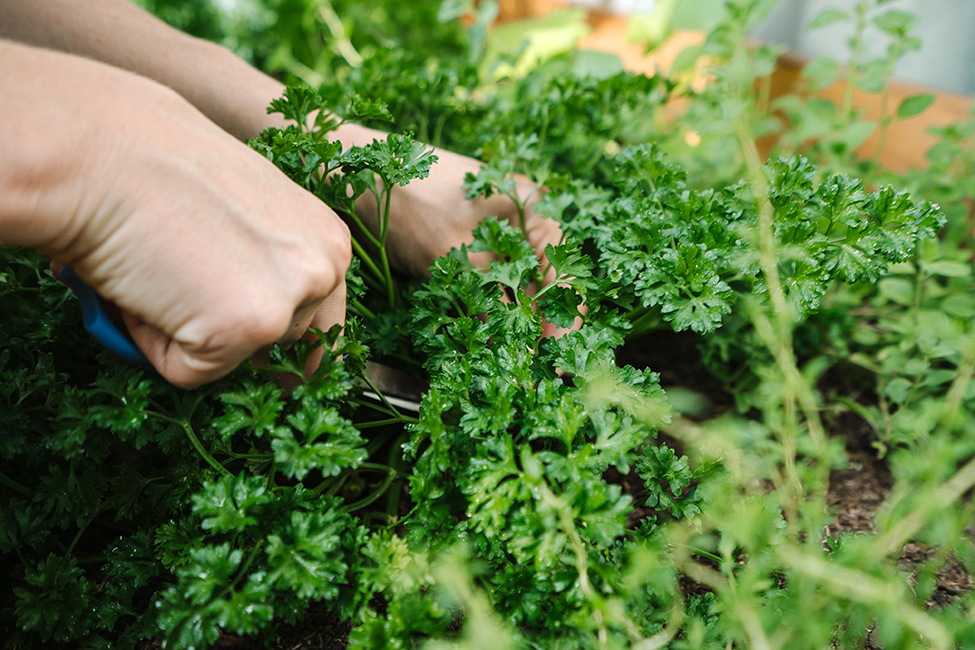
[{"xmin": 271, "ymin": 604, "xmax": 351, "ymax": 650}]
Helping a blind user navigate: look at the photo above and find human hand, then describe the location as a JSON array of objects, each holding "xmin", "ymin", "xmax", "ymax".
[
  {"xmin": 1, "ymin": 43, "xmax": 351, "ymax": 389},
  {"xmin": 335, "ymin": 127, "xmax": 578, "ymax": 337}
]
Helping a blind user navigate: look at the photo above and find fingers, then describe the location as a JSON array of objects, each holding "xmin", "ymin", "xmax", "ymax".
[
  {"xmin": 123, "ymin": 277, "xmax": 347, "ymax": 390},
  {"xmin": 122, "ymin": 311, "xmax": 238, "ymax": 389},
  {"xmin": 517, "ymin": 188, "xmax": 586, "ymax": 339},
  {"xmin": 298, "ymin": 280, "xmax": 347, "ymax": 379}
]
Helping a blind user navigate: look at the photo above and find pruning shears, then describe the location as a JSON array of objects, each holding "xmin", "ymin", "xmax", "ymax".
[
  {"xmin": 58, "ymin": 266, "xmax": 424, "ymax": 412},
  {"xmin": 57, "ymin": 266, "xmax": 152, "ymax": 368}
]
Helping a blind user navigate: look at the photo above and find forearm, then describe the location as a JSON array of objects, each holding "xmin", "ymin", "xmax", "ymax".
[
  {"xmin": 0, "ymin": 0, "xmax": 398, "ymax": 147},
  {"xmin": 0, "ymin": 0, "xmax": 285, "ymax": 140},
  {"xmin": 0, "ymin": 39, "xmax": 114, "ymax": 253}
]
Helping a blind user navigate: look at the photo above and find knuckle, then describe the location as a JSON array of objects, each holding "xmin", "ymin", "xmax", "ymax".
[
  {"xmin": 224, "ymin": 304, "xmax": 292, "ymax": 349},
  {"xmin": 330, "ymin": 219, "xmax": 353, "ymax": 271},
  {"xmin": 305, "ymin": 211, "xmax": 352, "ymax": 298}
]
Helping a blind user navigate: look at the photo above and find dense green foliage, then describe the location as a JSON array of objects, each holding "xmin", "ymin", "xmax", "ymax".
[{"xmin": 3, "ymin": 0, "xmax": 975, "ymax": 648}]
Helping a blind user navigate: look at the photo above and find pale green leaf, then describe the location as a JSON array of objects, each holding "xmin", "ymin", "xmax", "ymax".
[
  {"xmin": 924, "ymin": 260, "xmax": 971, "ymax": 278},
  {"xmin": 809, "ymin": 7, "xmax": 849, "ymax": 29},
  {"xmin": 896, "ymin": 94, "xmax": 935, "ymax": 120},
  {"xmin": 873, "ymin": 9, "xmax": 920, "ymax": 36}
]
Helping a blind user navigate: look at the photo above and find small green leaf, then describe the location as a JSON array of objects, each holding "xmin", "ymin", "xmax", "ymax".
[
  {"xmin": 857, "ymin": 59, "xmax": 888, "ymax": 93},
  {"xmin": 671, "ymin": 44, "xmax": 703, "ymax": 74},
  {"xmin": 924, "ymin": 260, "xmax": 971, "ymax": 277},
  {"xmin": 878, "ymin": 278, "xmax": 914, "ymax": 306},
  {"xmin": 191, "ymin": 474, "xmax": 271, "ymax": 533},
  {"xmin": 15, "ymin": 554, "xmax": 95, "ymax": 642},
  {"xmin": 873, "ymin": 9, "xmax": 919, "ymax": 36},
  {"xmin": 808, "ymin": 7, "xmax": 849, "ymax": 29},
  {"xmin": 903, "ymin": 358, "xmax": 930, "ymax": 376},
  {"xmin": 942, "ymin": 294, "xmax": 975, "ymax": 318},
  {"xmin": 896, "ymin": 94, "xmax": 935, "ymax": 120},
  {"xmin": 802, "ymin": 56, "xmax": 841, "ymax": 91},
  {"xmin": 437, "ymin": 0, "xmax": 474, "ymax": 23},
  {"xmin": 883, "ymin": 377, "xmax": 913, "ymax": 404},
  {"xmin": 833, "ymin": 120, "xmax": 877, "ymax": 151},
  {"xmin": 923, "ymin": 369, "xmax": 957, "ymax": 387}
]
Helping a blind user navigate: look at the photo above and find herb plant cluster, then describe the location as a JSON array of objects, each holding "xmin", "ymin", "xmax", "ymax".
[{"xmin": 3, "ymin": 0, "xmax": 975, "ymax": 648}]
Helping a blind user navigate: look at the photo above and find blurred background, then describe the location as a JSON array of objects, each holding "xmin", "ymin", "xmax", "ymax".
[
  {"xmin": 565, "ymin": 0, "xmax": 975, "ymax": 94},
  {"xmin": 140, "ymin": 0, "xmax": 975, "ymax": 94}
]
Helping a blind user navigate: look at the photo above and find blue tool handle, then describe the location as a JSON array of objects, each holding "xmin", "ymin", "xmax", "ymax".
[{"xmin": 58, "ymin": 266, "xmax": 152, "ymax": 368}]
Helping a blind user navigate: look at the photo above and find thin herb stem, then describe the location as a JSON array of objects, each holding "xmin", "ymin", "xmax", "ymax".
[
  {"xmin": 357, "ymin": 373, "xmax": 409, "ymax": 421},
  {"xmin": 841, "ymin": 0, "xmax": 871, "ymax": 126},
  {"xmin": 538, "ymin": 104, "xmax": 550, "ymax": 150},
  {"xmin": 224, "ymin": 542, "xmax": 264, "ymax": 597},
  {"xmin": 733, "ymin": 37, "xmax": 830, "ymax": 520},
  {"xmin": 345, "ymin": 469, "xmax": 397, "ymax": 511},
  {"xmin": 872, "ymin": 37, "xmax": 903, "ymax": 165},
  {"xmin": 358, "ymin": 462, "xmax": 406, "ymax": 477},
  {"xmin": 266, "ymin": 460, "xmax": 276, "ymax": 491},
  {"xmin": 879, "ymin": 453, "xmax": 975, "ymax": 557},
  {"xmin": 350, "ymin": 299, "xmax": 376, "ymax": 320},
  {"xmin": 348, "ymin": 398, "xmax": 400, "ymax": 418},
  {"xmin": 379, "ymin": 181, "xmax": 397, "ymax": 309},
  {"xmin": 356, "ymin": 417, "xmax": 412, "ymax": 429},
  {"xmin": 0, "ymin": 469, "xmax": 31, "ymax": 496},
  {"xmin": 350, "ymin": 237, "xmax": 385, "ymax": 285},
  {"xmin": 940, "ymin": 324, "xmax": 975, "ymax": 427},
  {"xmin": 778, "ymin": 545, "xmax": 951, "ymax": 648},
  {"xmin": 66, "ymin": 516, "xmax": 94, "ymax": 555},
  {"xmin": 181, "ymin": 420, "xmax": 232, "ymax": 478},
  {"xmin": 538, "ymin": 484, "xmax": 610, "ymax": 648}
]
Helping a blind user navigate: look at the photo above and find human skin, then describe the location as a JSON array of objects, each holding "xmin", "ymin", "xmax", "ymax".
[
  {"xmin": 0, "ymin": 0, "xmax": 570, "ymax": 387},
  {"xmin": 0, "ymin": 40, "xmax": 352, "ymax": 389}
]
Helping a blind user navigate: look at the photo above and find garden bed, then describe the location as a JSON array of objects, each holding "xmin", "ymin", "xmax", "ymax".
[{"xmin": 3, "ymin": 1, "xmax": 975, "ymax": 649}]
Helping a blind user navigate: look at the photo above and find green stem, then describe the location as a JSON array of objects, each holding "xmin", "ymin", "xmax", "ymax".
[
  {"xmin": 317, "ymin": 474, "xmax": 347, "ymax": 497},
  {"xmin": 432, "ymin": 114, "xmax": 447, "ymax": 149},
  {"xmin": 363, "ymin": 511, "xmax": 394, "ymax": 526},
  {"xmin": 266, "ymin": 460, "xmax": 276, "ymax": 491},
  {"xmin": 735, "ymin": 70, "xmax": 829, "ymax": 515},
  {"xmin": 841, "ymin": 0, "xmax": 871, "ymax": 126},
  {"xmin": 0, "ymin": 469, "xmax": 32, "ymax": 496},
  {"xmin": 66, "ymin": 516, "xmax": 95, "ymax": 555},
  {"xmin": 538, "ymin": 484, "xmax": 610, "ymax": 648},
  {"xmin": 871, "ymin": 38, "xmax": 903, "ymax": 165},
  {"xmin": 778, "ymin": 545, "xmax": 952, "ymax": 649},
  {"xmin": 349, "ymin": 398, "xmax": 401, "ymax": 418},
  {"xmin": 879, "ymin": 451, "xmax": 975, "ymax": 558},
  {"xmin": 345, "ymin": 470, "xmax": 397, "ymax": 511},
  {"xmin": 940, "ymin": 326, "xmax": 975, "ymax": 428},
  {"xmin": 356, "ymin": 417, "xmax": 412, "ymax": 429},
  {"xmin": 224, "ymin": 542, "xmax": 264, "ymax": 597},
  {"xmin": 317, "ymin": 0, "xmax": 363, "ymax": 67},
  {"xmin": 538, "ymin": 104, "xmax": 550, "ymax": 150},
  {"xmin": 380, "ymin": 247, "xmax": 396, "ymax": 309},
  {"xmin": 513, "ymin": 192, "xmax": 528, "ymax": 240},
  {"xmin": 225, "ymin": 452, "xmax": 273, "ymax": 461},
  {"xmin": 358, "ymin": 373, "xmax": 409, "ymax": 421},
  {"xmin": 626, "ymin": 307, "xmax": 665, "ymax": 337},
  {"xmin": 358, "ymin": 462, "xmax": 406, "ymax": 477},
  {"xmin": 350, "ymin": 299, "xmax": 376, "ymax": 320},
  {"xmin": 350, "ymin": 236, "xmax": 385, "ymax": 285},
  {"xmin": 379, "ymin": 182, "xmax": 397, "ymax": 309},
  {"xmin": 181, "ymin": 421, "xmax": 232, "ymax": 477}
]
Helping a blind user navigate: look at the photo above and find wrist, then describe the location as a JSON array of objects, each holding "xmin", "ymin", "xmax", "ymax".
[
  {"xmin": 0, "ymin": 40, "xmax": 184, "ymax": 261},
  {"xmin": 0, "ymin": 41, "xmax": 103, "ymax": 253},
  {"xmin": 188, "ymin": 38, "xmax": 291, "ymax": 141}
]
